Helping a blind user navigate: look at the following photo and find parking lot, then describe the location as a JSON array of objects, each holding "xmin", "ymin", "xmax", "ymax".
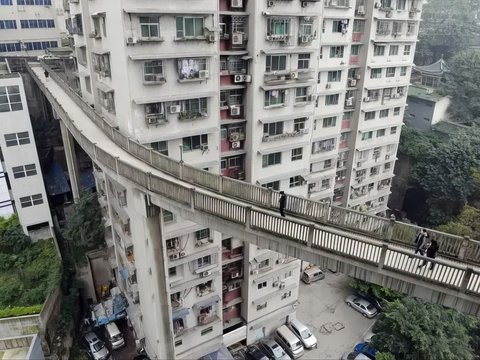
[{"xmin": 296, "ymin": 270, "xmax": 376, "ymax": 360}]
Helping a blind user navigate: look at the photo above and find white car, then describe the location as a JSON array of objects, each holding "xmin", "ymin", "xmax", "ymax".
[
  {"xmin": 288, "ymin": 319, "xmax": 317, "ymax": 349},
  {"xmin": 259, "ymin": 338, "xmax": 292, "ymax": 360},
  {"xmin": 83, "ymin": 332, "xmax": 110, "ymax": 360}
]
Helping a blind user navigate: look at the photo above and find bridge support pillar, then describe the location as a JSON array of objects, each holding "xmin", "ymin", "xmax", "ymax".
[{"xmin": 60, "ymin": 121, "xmax": 81, "ymax": 202}]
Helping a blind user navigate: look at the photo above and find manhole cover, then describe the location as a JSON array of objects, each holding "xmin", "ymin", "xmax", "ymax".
[{"xmin": 333, "ymin": 322, "xmax": 345, "ymax": 331}]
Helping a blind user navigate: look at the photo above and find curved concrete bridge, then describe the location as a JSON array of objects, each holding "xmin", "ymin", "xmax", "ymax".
[{"xmin": 27, "ymin": 63, "xmax": 480, "ymax": 316}]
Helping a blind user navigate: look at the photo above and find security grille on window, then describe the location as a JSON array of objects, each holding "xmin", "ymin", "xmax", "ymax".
[
  {"xmin": 145, "ymin": 102, "xmax": 165, "ymax": 117},
  {"xmin": 294, "ymin": 118, "xmax": 306, "ymax": 132},
  {"xmin": 295, "ymin": 87, "xmax": 308, "ymax": 103},
  {"xmin": 176, "ymin": 16, "xmax": 205, "ymax": 38},
  {"xmin": 392, "ymin": 22, "xmax": 403, "ymax": 35},
  {"xmin": 4, "ymin": 132, "xmax": 29, "ymax": 147},
  {"xmin": 376, "ymin": 21, "xmax": 390, "ymax": 35},
  {"xmin": 226, "ymin": 90, "xmax": 244, "ymax": 106},
  {"xmin": 325, "ymin": 94, "xmax": 339, "ymax": 105},
  {"xmin": 370, "ymin": 68, "xmax": 382, "ymax": 79},
  {"xmin": 98, "ymin": 89, "xmax": 115, "ymax": 113},
  {"xmin": 0, "ymin": 86, "xmax": 22, "ymax": 112},
  {"xmin": 166, "ymin": 238, "xmax": 179, "ymax": 250},
  {"xmin": 262, "ymin": 152, "xmax": 281, "ymax": 167},
  {"xmin": 299, "ymin": 20, "xmax": 314, "ymax": 37},
  {"xmin": 329, "ymin": 46, "xmax": 344, "ymax": 58},
  {"xmin": 144, "ymin": 61, "xmax": 164, "ymax": 83},
  {"xmin": 92, "ymin": 53, "xmax": 110, "ymax": 76},
  {"xmin": 197, "ymin": 255, "xmax": 212, "ymax": 269},
  {"xmin": 353, "ymin": 19, "xmax": 365, "ymax": 33},
  {"xmin": 264, "ymin": 90, "xmax": 286, "ymax": 107},
  {"xmin": 178, "ymin": 98, "xmax": 208, "ymax": 118},
  {"xmin": 267, "ymin": 17, "xmax": 290, "ymax": 37},
  {"xmin": 323, "ymin": 116, "xmax": 337, "ymax": 128},
  {"xmin": 177, "ymin": 58, "xmax": 208, "ymax": 80},
  {"xmin": 182, "ymin": 134, "xmax": 208, "ymax": 151},
  {"xmin": 263, "ymin": 121, "xmax": 284, "ymax": 136},
  {"xmin": 228, "ymin": 56, "xmax": 247, "ymax": 74},
  {"xmin": 139, "ymin": 16, "xmax": 160, "ymax": 39},
  {"xmin": 289, "ymin": 176, "xmax": 305, "ymax": 188},
  {"xmin": 19, "ymin": 194, "xmax": 43, "ymax": 208},
  {"xmin": 12, "ymin": 164, "xmax": 36, "ymax": 179},
  {"xmin": 163, "ymin": 210, "xmax": 174, "ymax": 223},
  {"xmin": 386, "ymin": 67, "xmax": 396, "ymax": 77},
  {"xmin": 312, "ymin": 139, "xmax": 335, "ymax": 153},
  {"xmin": 196, "ymin": 229, "xmax": 210, "ymax": 241},
  {"xmin": 297, "ymin": 54, "xmax": 310, "ymax": 70},
  {"xmin": 327, "ymin": 70, "xmax": 341, "ymax": 82},
  {"xmin": 291, "ymin": 148, "xmax": 303, "ymax": 161},
  {"xmin": 265, "ymin": 55, "xmax": 287, "ymax": 72}
]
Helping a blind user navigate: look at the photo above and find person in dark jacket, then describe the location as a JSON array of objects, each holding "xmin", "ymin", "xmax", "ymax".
[
  {"xmin": 418, "ymin": 239, "xmax": 439, "ymax": 270},
  {"xmin": 414, "ymin": 229, "xmax": 428, "ymax": 255},
  {"xmin": 279, "ymin": 191, "xmax": 286, "ymax": 217}
]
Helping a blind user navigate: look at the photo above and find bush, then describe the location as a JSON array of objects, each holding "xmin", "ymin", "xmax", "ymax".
[{"xmin": 0, "ymin": 304, "xmax": 43, "ymax": 318}]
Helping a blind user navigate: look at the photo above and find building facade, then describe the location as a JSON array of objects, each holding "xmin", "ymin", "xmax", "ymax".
[
  {"xmin": 0, "ymin": 0, "xmax": 62, "ymax": 56},
  {"xmin": 63, "ymin": 0, "xmax": 424, "ymax": 358}
]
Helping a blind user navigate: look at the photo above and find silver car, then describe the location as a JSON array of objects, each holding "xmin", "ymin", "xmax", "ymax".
[
  {"xmin": 345, "ymin": 295, "xmax": 378, "ymax": 318},
  {"xmin": 259, "ymin": 338, "xmax": 292, "ymax": 360}
]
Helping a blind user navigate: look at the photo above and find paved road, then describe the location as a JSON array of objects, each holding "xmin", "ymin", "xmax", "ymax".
[{"xmin": 296, "ymin": 271, "xmax": 375, "ymax": 360}]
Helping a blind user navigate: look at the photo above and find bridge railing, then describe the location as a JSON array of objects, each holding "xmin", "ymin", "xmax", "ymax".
[{"xmin": 28, "ymin": 63, "xmax": 480, "ymax": 266}]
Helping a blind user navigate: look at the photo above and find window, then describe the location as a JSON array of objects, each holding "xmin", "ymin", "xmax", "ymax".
[
  {"xmin": 178, "ymin": 98, "xmax": 208, "ymax": 118},
  {"xmin": 376, "ymin": 21, "xmax": 390, "ymax": 35},
  {"xmin": 362, "ymin": 131, "xmax": 373, "ymax": 141},
  {"xmin": 262, "ymin": 152, "xmax": 281, "ymax": 167},
  {"xmin": 332, "ymin": 20, "xmax": 348, "ymax": 33},
  {"xmin": 407, "ymin": 22, "xmax": 416, "ymax": 35},
  {"xmin": 182, "ymin": 134, "xmax": 208, "ymax": 151},
  {"xmin": 0, "ymin": 0, "xmax": 12, "ymax": 4},
  {"xmin": 294, "ymin": 118, "xmax": 306, "ymax": 132},
  {"xmin": 403, "ymin": 45, "xmax": 411, "ymax": 55},
  {"xmin": 4, "ymin": 132, "xmax": 29, "ymax": 147},
  {"xmin": 373, "ymin": 45, "xmax": 385, "ymax": 56},
  {"xmin": 0, "ymin": 85, "xmax": 22, "ymax": 112},
  {"xmin": 196, "ymin": 229, "xmax": 210, "ymax": 241},
  {"xmin": 295, "ymin": 87, "xmax": 308, "ymax": 103},
  {"xmin": 297, "ymin": 53, "xmax": 310, "ymax": 69},
  {"xmin": 169, "ymin": 267, "xmax": 177, "ymax": 276},
  {"xmin": 391, "ymin": 126, "xmax": 397, "ymax": 134},
  {"xmin": 329, "ymin": 46, "xmax": 344, "ymax": 58},
  {"xmin": 23, "ymin": 40, "xmax": 57, "ymax": 51},
  {"xmin": 140, "ymin": 16, "xmax": 160, "ymax": 38},
  {"xmin": 392, "ymin": 22, "xmax": 403, "ymax": 35},
  {"xmin": 201, "ymin": 327, "xmax": 213, "ymax": 336},
  {"xmin": 163, "ymin": 210, "xmax": 174, "ymax": 223},
  {"xmin": 389, "ymin": 45, "xmax": 399, "ymax": 56},
  {"xmin": 154, "ymin": 141, "xmax": 168, "ymax": 156},
  {"xmin": 20, "ymin": 19, "xmax": 55, "ymax": 29},
  {"xmin": 92, "ymin": 53, "xmax": 110, "ymax": 75},
  {"xmin": 299, "ymin": 20, "xmax": 314, "ymax": 37},
  {"xmin": 386, "ymin": 67, "xmax": 396, "ymax": 78},
  {"xmin": 267, "ymin": 17, "xmax": 290, "ymax": 36},
  {"xmin": 365, "ymin": 111, "xmax": 376, "ymax": 121},
  {"xmin": 377, "ymin": 129, "xmax": 386, "ymax": 137},
  {"xmin": 265, "ymin": 55, "xmax": 287, "ymax": 72},
  {"xmin": 257, "ymin": 281, "xmax": 267, "ymax": 290},
  {"xmin": 0, "ymin": 42, "xmax": 21, "ymax": 52},
  {"xmin": 350, "ymin": 44, "xmax": 360, "ymax": 56},
  {"xmin": 263, "ymin": 122, "xmax": 284, "ymax": 136},
  {"xmin": 323, "ymin": 116, "xmax": 337, "ymax": 128},
  {"xmin": 400, "ymin": 66, "xmax": 407, "ymax": 76},
  {"xmin": 327, "ymin": 70, "xmax": 342, "ymax": 82},
  {"xmin": 144, "ymin": 61, "xmax": 164, "ymax": 83},
  {"xmin": 264, "ymin": 89, "xmax": 286, "ymax": 107},
  {"xmin": 17, "ymin": 0, "xmax": 52, "ymax": 4},
  {"xmin": 166, "ymin": 238, "xmax": 179, "ymax": 250},
  {"xmin": 19, "ymin": 194, "xmax": 43, "ymax": 208},
  {"xmin": 367, "ymin": 89, "xmax": 380, "ymax": 100},
  {"xmin": 325, "ymin": 94, "xmax": 339, "ymax": 106},
  {"xmin": 321, "ymin": 179, "xmax": 330, "ymax": 189},
  {"xmin": 256, "ymin": 302, "xmax": 267, "ymax": 311},
  {"xmin": 324, "ymin": 159, "xmax": 332, "ymax": 169},
  {"xmin": 262, "ymin": 181, "xmax": 280, "ymax": 191},
  {"xmin": 197, "ymin": 255, "xmax": 211, "ymax": 268},
  {"xmin": 12, "ymin": 164, "xmax": 37, "ymax": 179},
  {"xmin": 312, "ymin": 139, "xmax": 335, "ymax": 153},
  {"xmin": 396, "ymin": 0, "xmax": 406, "ymax": 9},
  {"xmin": 393, "ymin": 107, "xmax": 400, "ymax": 115},
  {"xmin": 177, "ymin": 58, "xmax": 208, "ymax": 80},
  {"xmin": 370, "ymin": 68, "xmax": 382, "ymax": 79},
  {"xmin": 387, "ymin": 144, "xmax": 396, "ymax": 153},
  {"xmin": 176, "ymin": 16, "xmax": 204, "ymax": 38},
  {"xmin": 175, "ymin": 340, "xmax": 182, "ymax": 347},
  {"xmin": 85, "ymin": 76, "xmax": 91, "ymax": 94},
  {"xmin": 291, "ymin": 148, "xmax": 303, "ymax": 161},
  {"xmin": 379, "ymin": 109, "xmax": 389, "ymax": 118},
  {"xmin": 290, "ymin": 176, "xmax": 304, "ymax": 188},
  {"xmin": 0, "ymin": 20, "xmax": 16, "ymax": 29}
]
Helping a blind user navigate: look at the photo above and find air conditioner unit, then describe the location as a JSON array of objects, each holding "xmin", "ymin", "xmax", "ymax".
[
  {"xmin": 232, "ymin": 271, "xmax": 241, "ymax": 278},
  {"xmin": 179, "ymin": 252, "xmax": 186, "ymax": 258},
  {"xmin": 232, "ymin": 33, "xmax": 243, "ymax": 45},
  {"xmin": 290, "ymin": 72, "xmax": 298, "ymax": 80},
  {"xmin": 199, "ymin": 70, "xmax": 210, "ymax": 79},
  {"xmin": 363, "ymin": 97, "xmax": 370, "ymax": 102},
  {"xmin": 146, "ymin": 116, "xmax": 159, "ymax": 125},
  {"xmin": 169, "ymin": 105, "xmax": 181, "ymax": 114},
  {"xmin": 234, "ymin": 74, "xmax": 245, "ymax": 83},
  {"xmin": 325, "ymin": 83, "xmax": 332, "ymax": 89},
  {"xmin": 299, "ymin": 35, "xmax": 310, "ymax": 43},
  {"xmin": 267, "ymin": 0, "xmax": 275, "ymax": 7},
  {"xmin": 301, "ymin": 1, "xmax": 308, "ymax": 7},
  {"xmin": 357, "ymin": 6, "xmax": 365, "ymax": 15},
  {"xmin": 169, "ymin": 253, "xmax": 180, "ymax": 260},
  {"xmin": 374, "ymin": 2, "xmax": 381, "ymax": 8},
  {"xmin": 201, "ymin": 144, "xmax": 209, "ymax": 152},
  {"xmin": 201, "ymin": 270, "xmax": 212, "ymax": 277},
  {"xmin": 243, "ymin": 75, "xmax": 252, "ymax": 83},
  {"xmin": 392, "ymin": 93, "xmax": 400, "ymax": 99},
  {"xmin": 231, "ymin": 141, "xmax": 241, "ymax": 149},
  {"xmin": 251, "ymin": 269, "xmax": 259, "ymax": 275},
  {"xmin": 230, "ymin": 132, "xmax": 240, "ymax": 141},
  {"xmin": 230, "ymin": 105, "xmax": 241, "ymax": 116},
  {"xmin": 346, "ymin": 98, "xmax": 354, "ymax": 106},
  {"xmin": 126, "ymin": 37, "xmax": 137, "ymax": 45},
  {"xmin": 231, "ymin": 0, "xmax": 243, "ymax": 7},
  {"xmin": 349, "ymin": 79, "xmax": 357, "ymax": 87},
  {"xmin": 355, "ymin": 74, "xmax": 361, "ymax": 80},
  {"xmin": 273, "ymin": 281, "xmax": 280, "ymax": 287},
  {"xmin": 386, "ymin": 11, "xmax": 393, "ymax": 18},
  {"xmin": 279, "ymin": 283, "xmax": 286, "ymax": 289}
]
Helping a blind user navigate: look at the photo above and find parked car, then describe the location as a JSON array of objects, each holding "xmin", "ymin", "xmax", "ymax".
[
  {"xmin": 341, "ymin": 351, "xmax": 375, "ymax": 360},
  {"xmin": 345, "ymin": 295, "xmax": 378, "ymax": 318},
  {"xmin": 354, "ymin": 342, "xmax": 377, "ymax": 359},
  {"xmin": 245, "ymin": 344, "xmax": 269, "ymax": 360},
  {"xmin": 105, "ymin": 322, "xmax": 125, "ymax": 350},
  {"xmin": 301, "ymin": 266, "xmax": 325, "ymax": 284},
  {"xmin": 356, "ymin": 291, "xmax": 385, "ymax": 312},
  {"xmin": 259, "ymin": 338, "xmax": 292, "ymax": 360},
  {"xmin": 83, "ymin": 332, "xmax": 110, "ymax": 360},
  {"xmin": 274, "ymin": 325, "xmax": 304, "ymax": 359},
  {"xmin": 287, "ymin": 319, "xmax": 317, "ymax": 349}
]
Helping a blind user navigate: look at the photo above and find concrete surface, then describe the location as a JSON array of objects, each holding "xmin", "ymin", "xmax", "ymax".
[{"xmin": 296, "ymin": 271, "xmax": 375, "ymax": 360}]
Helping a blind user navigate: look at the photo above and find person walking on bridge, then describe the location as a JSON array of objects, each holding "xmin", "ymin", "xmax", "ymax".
[
  {"xmin": 418, "ymin": 239, "xmax": 439, "ymax": 270},
  {"xmin": 414, "ymin": 229, "xmax": 428, "ymax": 255},
  {"xmin": 279, "ymin": 191, "xmax": 286, "ymax": 217}
]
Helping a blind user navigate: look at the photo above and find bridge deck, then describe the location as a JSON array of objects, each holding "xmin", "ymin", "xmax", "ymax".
[{"xmin": 28, "ymin": 64, "xmax": 480, "ymax": 306}]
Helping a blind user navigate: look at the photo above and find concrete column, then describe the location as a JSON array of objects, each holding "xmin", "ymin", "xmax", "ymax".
[{"xmin": 59, "ymin": 121, "xmax": 81, "ymax": 202}]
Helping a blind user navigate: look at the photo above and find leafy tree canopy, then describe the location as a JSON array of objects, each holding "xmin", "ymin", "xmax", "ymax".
[
  {"xmin": 437, "ymin": 205, "xmax": 480, "ymax": 240},
  {"xmin": 415, "ymin": 0, "xmax": 480, "ymax": 64},
  {"xmin": 441, "ymin": 50, "xmax": 480, "ymax": 125},
  {"xmin": 371, "ymin": 297, "xmax": 475, "ymax": 360},
  {"xmin": 376, "ymin": 353, "xmax": 396, "ymax": 360}
]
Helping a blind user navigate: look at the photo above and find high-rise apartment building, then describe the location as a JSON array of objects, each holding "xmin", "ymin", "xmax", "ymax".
[
  {"xmin": 0, "ymin": 0, "xmax": 62, "ymax": 56},
  {"xmin": 63, "ymin": 0, "xmax": 423, "ymax": 359}
]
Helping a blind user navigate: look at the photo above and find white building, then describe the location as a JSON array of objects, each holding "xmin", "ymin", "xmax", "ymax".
[
  {"xmin": 0, "ymin": 0, "xmax": 62, "ymax": 56},
  {"xmin": 0, "ymin": 71, "xmax": 53, "ymax": 236},
  {"xmin": 63, "ymin": 0, "xmax": 424, "ymax": 358}
]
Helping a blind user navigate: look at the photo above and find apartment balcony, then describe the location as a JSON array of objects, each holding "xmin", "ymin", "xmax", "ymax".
[
  {"xmin": 222, "ymin": 246, "xmax": 244, "ymax": 261},
  {"xmin": 224, "ymin": 266, "xmax": 243, "ymax": 280},
  {"xmin": 352, "ymin": 32, "xmax": 362, "ymax": 43},
  {"xmin": 223, "ymin": 304, "xmax": 241, "ymax": 324},
  {"xmin": 198, "ymin": 314, "xmax": 219, "ymax": 326},
  {"xmin": 339, "ymin": 140, "xmax": 349, "ymax": 149},
  {"xmin": 262, "ymin": 129, "xmax": 308, "ymax": 142},
  {"xmin": 344, "ymin": 97, "xmax": 355, "ymax": 109},
  {"xmin": 220, "ymin": 0, "xmax": 247, "ymax": 12},
  {"xmin": 171, "ymin": 298, "xmax": 183, "ymax": 310},
  {"xmin": 341, "ymin": 120, "xmax": 351, "ymax": 130},
  {"xmin": 220, "ymin": 104, "xmax": 245, "ymax": 121},
  {"xmin": 349, "ymin": 55, "xmax": 359, "ymax": 65},
  {"xmin": 264, "ymin": 70, "xmax": 315, "ymax": 85}
]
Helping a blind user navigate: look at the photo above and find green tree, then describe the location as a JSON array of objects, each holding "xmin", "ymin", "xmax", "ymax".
[
  {"xmin": 371, "ymin": 298, "xmax": 473, "ymax": 360},
  {"xmin": 376, "ymin": 353, "xmax": 396, "ymax": 360},
  {"xmin": 350, "ymin": 279, "xmax": 403, "ymax": 302},
  {"xmin": 442, "ymin": 49, "xmax": 480, "ymax": 125},
  {"xmin": 437, "ymin": 205, "xmax": 480, "ymax": 240},
  {"xmin": 398, "ymin": 127, "xmax": 438, "ymax": 164},
  {"xmin": 64, "ymin": 189, "xmax": 104, "ymax": 264},
  {"xmin": 415, "ymin": 0, "xmax": 480, "ymax": 64}
]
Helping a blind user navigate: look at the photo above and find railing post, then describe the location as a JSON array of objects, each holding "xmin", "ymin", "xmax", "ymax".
[
  {"xmin": 321, "ymin": 203, "xmax": 329, "ymax": 223},
  {"xmin": 218, "ymin": 176, "xmax": 223, "ymax": 193},
  {"xmin": 460, "ymin": 267, "xmax": 473, "ymax": 293},
  {"xmin": 269, "ymin": 188, "xmax": 275, "ymax": 208},
  {"xmin": 378, "ymin": 244, "xmax": 389, "ymax": 269},
  {"xmin": 114, "ymin": 156, "xmax": 119, "ymax": 174},
  {"xmin": 458, "ymin": 236, "xmax": 471, "ymax": 261},
  {"xmin": 149, "ymin": 149, "xmax": 153, "ymax": 164},
  {"xmin": 190, "ymin": 188, "xmax": 196, "ymax": 211},
  {"xmin": 307, "ymin": 224, "xmax": 315, "ymax": 248},
  {"xmin": 384, "ymin": 214, "xmax": 396, "ymax": 242},
  {"xmin": 179, "ymin": 162, "xmax": 184, "ymax": 180},
  {"xmin": 245, "ymin": 206, "xmax": 252, "ymax": 229}
]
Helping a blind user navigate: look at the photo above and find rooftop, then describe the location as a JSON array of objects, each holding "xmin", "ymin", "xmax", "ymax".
[
  {"xmin": 408, "ymin": 84, "xmax": 445, "ymax": 102},
  {"xmin": 414, "ymin": 58, "xmax": 448, "ymax": 77},
  {"xmin": 432, "ymin": 120, "xmax": 469, "ymax": 136}
]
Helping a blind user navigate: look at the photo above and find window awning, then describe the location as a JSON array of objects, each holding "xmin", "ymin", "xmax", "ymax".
[
  {"xmin": 172, "ymin": 308, "xmax": 190, "ymax": 320},
  {"xmin": 261, "ymin": 80, "xmax": 315, "ymax": 91},
  {"xmin": 96, "ymin": 82, "xmax": 114, "ymax": 93},
  {"xmin": 256, "ymin": 169, "xmax": 309, "ymax": 185},
  {"xmin": 124, "ymin": 9, "xmax": 213, "ymax": 15},
  {"xmin": 133, "ymin": 91, "xmax": 217, "ymax": 105},
  {"xmin": 259, "ymin": 112, "xmax": 312, "ymax": 124},
  {"xmin": 91, "ymin": 48, "xmax": 110, "ymax": 55},
  {"xmin": 92, "ymin": 11, "xmax": 106, "ymax": 17},
  {"xmin": 367, "ymin": 62, "xmax": 413, "ymax": 69},
  {"xmin": 257, "ymin": 141, "xmax": 310, "ymax": 155},
  {"xmin": 129, "ymin": 53, "xmax": 214, "ymax": 61},
  {"xmin": 261, "ymin": 48, "xmax": 315, "ymax": 55},
  {"xmin": 193, "ymin": 295, "xmax": 221, "ymax": 310}
]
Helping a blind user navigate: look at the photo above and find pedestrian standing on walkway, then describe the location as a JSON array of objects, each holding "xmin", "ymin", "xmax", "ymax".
[
  {"xmin": 418, "ymin": 239, "xmax": 439, "ymax": 270},
  {"xmin": 414, "ymin": 229, "xmax": 428, "ymax": 255},
  {"xmin": 279, "ymin": 191, "xmax": 286, "ymax": 217},
  {"xmin": 44, "ymin": 70, "xmax": 49, "ymax": 81}
]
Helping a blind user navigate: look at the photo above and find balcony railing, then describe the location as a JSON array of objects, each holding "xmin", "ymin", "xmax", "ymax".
[
  {"xmin": 352, "ymin": 32, "xmax": 362, "ymax": 42},
  {"xmin": 262, "ymin": 129, "xmax": 308, "ymax": 142}
]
